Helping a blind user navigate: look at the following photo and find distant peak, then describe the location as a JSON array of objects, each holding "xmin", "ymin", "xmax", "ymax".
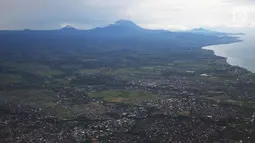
[
  {"xmin": 188, "ymin": 28, "xmax": 218, "ymax": 34},
  {"xmin": 108, "ymin": 20, "xmax": 142, "ymax": 30},
  {"xmin": 64, "ymin": 25, "xmax": 73, "ymax": 28},
  {"xmin": 114, "ymin": 20, "xmax": 136, "ymax": 25},
  {"xmin": 61, "ymin": 25, "xmax": 77, "ymax": 30},
  {"xmin": 192, "ymin": 28, "xmax": 209, "ymax": 31}
]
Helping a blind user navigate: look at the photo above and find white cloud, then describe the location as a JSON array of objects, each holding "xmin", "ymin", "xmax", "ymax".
[
  {"xmin": 250, "ymin": 22, "xmax": 255, "ymax": 27},
  {"xmin": 0, "ymin": 0, "xmax": 255, "ymax": 30}
]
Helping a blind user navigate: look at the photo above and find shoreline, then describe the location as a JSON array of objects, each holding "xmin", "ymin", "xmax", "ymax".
[{"xmin": 201, "ymin": 38, "xmax": 255, "ymax": 74}]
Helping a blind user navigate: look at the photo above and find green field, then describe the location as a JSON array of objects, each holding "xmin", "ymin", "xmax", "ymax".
[
  {"xmin": 0, "ymin": 74, "xmax": 22, "ymax": 85},
  {"xmin": 89, "ymin": 90, "xmax": 155, "ymax": 104}
]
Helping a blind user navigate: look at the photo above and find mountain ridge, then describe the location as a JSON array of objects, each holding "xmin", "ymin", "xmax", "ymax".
[{"xmin": 0, "ymin": 20, "xmax": 243, "ymax": 37}]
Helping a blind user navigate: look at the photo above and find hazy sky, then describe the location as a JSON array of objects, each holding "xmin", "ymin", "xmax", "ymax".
[{"xmin": 1, "ymin": 0, "xmax": 255, "ymax": 31}]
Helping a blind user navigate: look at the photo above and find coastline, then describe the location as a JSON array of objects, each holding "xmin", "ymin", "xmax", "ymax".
[{"xmin": 201, "ymin": 35, "xmax": 255, "ymax": 74}]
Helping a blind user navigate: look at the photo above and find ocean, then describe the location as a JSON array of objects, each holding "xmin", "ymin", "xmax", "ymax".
[{"xmin": 203, "ymin": 34, "xmax": 255, "ymax": 73}]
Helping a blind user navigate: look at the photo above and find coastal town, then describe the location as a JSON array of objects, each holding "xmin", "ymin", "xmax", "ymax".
[
  {"xmin": 1, "ymin": 57, "xmax": 255, "ymax": 142},
  {"xmin": 0, "ymin": 20, "xmax": 254, "ymax": 142}
]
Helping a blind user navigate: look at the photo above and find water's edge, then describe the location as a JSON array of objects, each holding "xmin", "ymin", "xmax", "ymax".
[{"xmin": 202, "ymin": 40, "xmax": 255, "ymax": 74}]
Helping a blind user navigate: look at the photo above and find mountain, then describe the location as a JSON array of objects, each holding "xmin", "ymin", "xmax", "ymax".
[
  {"xmin": 2, "ymin": 20, "xmax": 238, "ymax": 46},
  {"xmin": 60, "ymin": 25, "xmax": 77, "ymax": 31},
  {"xmin": 191, "ymin": 28, "xmax": 215, "ymax": 32},
  {"xmin": 186, "ymin": 28, "xmax": 244, "ymax": 36},
  {"xmin": 109, "ymin": 20, "xmax": 143, "ymax": 30},
  {"xmin": 89, "ymin": 20, "xmax": 143, "ymax": 34},
  {"xmin": 190, "ymin": 28, "xmax": 215, "ymax": 33},
  {"xmin": 186, "ymin": 28, "xmax": 224, "ymax": 35},
  {"xmin": 88, "ymin": 20, "xmax": 171, "ymax": 38}
]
